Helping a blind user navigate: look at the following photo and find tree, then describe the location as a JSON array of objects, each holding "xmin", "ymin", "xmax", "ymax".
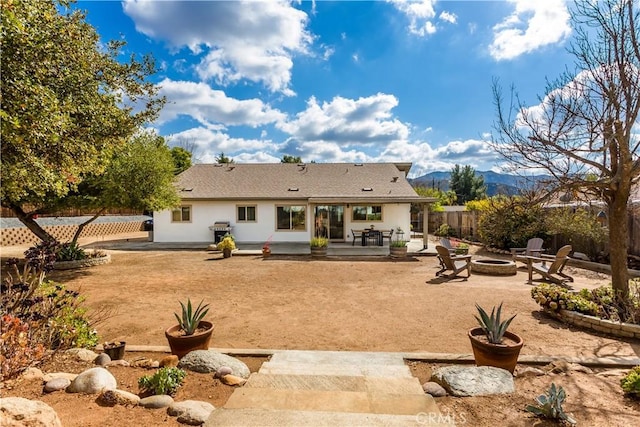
[
  {"xmin": 492, "ymin": 0, "xmax": 640, "ymax": 298},
  {"xmin": 215, "ymin": 152, "xmax": 234, "ymax": 164},
  {"xmin": 449, "ymin": 165, "xmax": 487, "ymax": 204},
  {"xmin": 281, "ymin": 155, "xmax": 303, "ymax": 163},
  {"xmin": 1, "ymin": 0, "xmax": 164, "ymax": 241},
  {"xmin": 170, "ymin": 147, "xmax": 192, "ymax": 175},
  {"xmin": 413, "ymin": 187, "xmax": 456, "ymax": 211}
]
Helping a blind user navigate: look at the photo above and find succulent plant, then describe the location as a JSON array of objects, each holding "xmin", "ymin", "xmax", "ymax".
[
  {"xmin": 525, "ymin": 383, "xmax": 576, "ymax": 425},
  {"xmin": 474, "ymin": 302, "xmax": 516, "ymax": 344},
  {"xmin": 174, "ymin": 299, "xmax": 210, "ymax": 335}
]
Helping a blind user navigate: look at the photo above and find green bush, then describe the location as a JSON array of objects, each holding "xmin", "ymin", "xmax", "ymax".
[
  {"xmin": 138, "ymin": 367, "xmax": 186, "ymax": 396},
  {"xmin": 621, "ymin": 366, "xmax": 640, "ymax": 397},
  {"xmin": 477, "ymin": 196, "xmax": 547, "ymax": 250},
  {"xmin": 434, "ymin": 224, "xmax": 455, "ymax": 237},
  {"xmin": 545, "ymin": 208, "xmax": 607, "ymax": 259},
  {"xmin": 56, "ymin": 242, "xmax": 87, "ymax": 261}
]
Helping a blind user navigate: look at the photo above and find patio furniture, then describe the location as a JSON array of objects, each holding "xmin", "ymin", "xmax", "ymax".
[
  {"xmin": 435, "ymin": 245, "xmax": 472, "ymax": 279},
  {"xmin": 363, "ymin": 230, "xmax": 383, "ymax": 246},
  {"xmin": 439, "ymin": 238, "xmax": 456, "ymax": 256},
  {"xmin": 351, "ymin": 229, "xmax": 364, "ymax": 246},
  {"xmin": 510, "ymin": 238, "xmax": 545, "ymax": 264},
  {"xmin": 382, "ymin": 229, "xmax": 394, "ymax": 244},
  {"xmin": 526, "ymin": 245, "xmax": 574, "ymax": 285}
]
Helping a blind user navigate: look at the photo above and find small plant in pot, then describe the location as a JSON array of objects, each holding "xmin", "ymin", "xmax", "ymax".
[
  {"xmin": 389, "ymin": 239, "xmax": 408, "ymax": 258},
  {"xmin": 310, "ymin": 236, "xmax": 328, "ymax": 257},
  {"xmin": 103, "ymin": 341, "xmax": 126, "ymax": 360},
  {"xmin": 165, "ymin": 299, "xmax": 214, "ymax": 359},
  {"xmin": 217, "ymin": 235, "xmax": 236, "ymax": 258},
  {"xmin": 468, "ymin": 302, "xmax": 523, "ymax": 374}
]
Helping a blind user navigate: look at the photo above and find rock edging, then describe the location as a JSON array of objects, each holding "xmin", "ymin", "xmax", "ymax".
[
  {"xmin": 55, "ymin": 254, "xmax": 111, "ymax": 270},
  {"xmin": 545, "ymin": 308, "xmax": 640, "ymax": 339}
]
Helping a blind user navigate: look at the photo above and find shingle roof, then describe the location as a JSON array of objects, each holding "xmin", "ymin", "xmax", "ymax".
[{"xmin": 176, "ymin": 163, "xmax": 429, "ymax": 203}]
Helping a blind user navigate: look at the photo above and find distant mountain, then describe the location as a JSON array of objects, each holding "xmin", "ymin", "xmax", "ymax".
[{"xmin": 409, "ymin": 171, "xmax": 549, "ymax": 197}]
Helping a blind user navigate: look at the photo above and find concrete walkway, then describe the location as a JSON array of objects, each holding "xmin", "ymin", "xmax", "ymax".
[{"xmin": 205, "ymin": 350, "xmax": 450, "ymax": 426}]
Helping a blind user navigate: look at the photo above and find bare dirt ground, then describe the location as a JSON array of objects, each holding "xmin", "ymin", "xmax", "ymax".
[{"xmin": 2, "ymin": 237, "xmax": 639, "ymax": 426}]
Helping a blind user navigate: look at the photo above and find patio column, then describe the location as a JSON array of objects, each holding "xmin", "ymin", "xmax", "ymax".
[{"xmin": 422, "ymin": 203, "xmax": 429, "ymax": 249}]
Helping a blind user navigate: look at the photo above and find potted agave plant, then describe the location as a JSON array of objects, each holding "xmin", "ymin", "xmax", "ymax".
[
  {"xmin": 165, "ymin": 299, "xmax": 214, "ymax": 359},
  {"xmin": 468, "ymin": 302, "xmax": 523, "ymax": 374}
]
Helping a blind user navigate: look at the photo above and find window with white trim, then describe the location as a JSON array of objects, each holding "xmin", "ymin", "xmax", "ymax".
[
  {"xmin": 276, "ymin": 205, "xmax": 306, "ymax": 231},
  {"xmin": 352, "ymin": 205, "xmax": 382, "ymax": 221},
  {"xmin": 171, "ymin": 206, "xmax": 191, "ymax": 222},
  {"xmin": 237, "ymin": 205, "xmax": 257, "ymax": 222}
]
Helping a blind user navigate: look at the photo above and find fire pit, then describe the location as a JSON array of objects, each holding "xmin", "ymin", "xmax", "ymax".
[{"xmin": 471, "ymin": 259, "xmax": 517, "ymax": 276}]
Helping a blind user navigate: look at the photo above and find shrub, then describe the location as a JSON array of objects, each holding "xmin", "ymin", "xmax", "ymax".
[
  {"xmin": 0, "ymin": 315, "xmax": 46, "ymax": 381},
  {"xmin": 56, "ymin": 242, "xmax": 87, "ymax": 261},
  {"xmin": 525, "ymin": 383, "xmax": 576, "ymax": 425},
  {"xmin": 621, "ymin": 366, "xmax": 640, "ymax": 397},
  {"xmin": 477, "ymin": 196, "xmax": 547, "ymax": 250},
  {"xmin": 434, "ymin": 224, "xmax": 455, "ymax": 237},
  {"xmin": 545, "ymin": 208, "xmax": 607, "ymax": 259},
  {"xmin": 138, "ymin": 367, "xmax": 186, "ymax": 396},
  {"xmin": 310, "ymin": 236, "xmax": 328, "ymax": 247}
]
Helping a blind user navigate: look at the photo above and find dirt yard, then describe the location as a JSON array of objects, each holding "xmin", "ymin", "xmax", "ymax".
[{"xmin": 2, "ymin": 238, "xmax": 639, "ymax": 426}]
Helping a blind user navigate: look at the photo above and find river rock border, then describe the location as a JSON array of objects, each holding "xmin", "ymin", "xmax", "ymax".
[
  {"xmin": 55, "ymin": 254, "xmax": 111, "ymax": 270},
  {"xmin": 545, "ymin": 308, "xmax": 640, "ymax": 339}
]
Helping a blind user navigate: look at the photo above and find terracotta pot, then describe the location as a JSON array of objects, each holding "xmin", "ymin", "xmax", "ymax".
[
  {"xmin": 165, "ymin": 321, "xmax": 214, "ymax": 359},
  {"xmin": 468, "ymin": 327, "xmax": 523, "ymax": 374}
]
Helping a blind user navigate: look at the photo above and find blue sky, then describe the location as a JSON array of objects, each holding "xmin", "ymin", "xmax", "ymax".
[{"xmin": 76, "ymin": 0, "xmax": 576, "ymax": 177}]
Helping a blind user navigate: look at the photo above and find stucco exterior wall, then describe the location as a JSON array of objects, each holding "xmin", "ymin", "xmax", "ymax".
[{"xmin": 153, "ymin": 201, "xmax": 413, "ymax": 244}]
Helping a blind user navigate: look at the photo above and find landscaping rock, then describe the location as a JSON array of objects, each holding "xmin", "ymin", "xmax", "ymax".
[
  {"xmin": 44, "ymin": 378, "xmax": 71, "ymax": 393},
  {"xmin": 167, "ymin": 400, "xmax": 215, "ymax": 425},
  {"xmin": 220, "ymin": 374, "xmax": 247, "ymax": 386},
  {"xmin": 66, "ymin": 348, "xmax": 98, "ymax": 362},
  {"xmin": 94, "ymin": 353, "xmax": 111, "ymax": 366},
  {"xmin": 0, "ymin": 397, "xmax": 62, "ymax": 427},
  {"xmin": 214, "ymin": 366, "xmax": 233, "ymax": 379},
  {"xmin": 98, "ymin": 389, "xmax": 140, "ymax": 407},
  {"xmin": 43, "ymin": 372, "xmax": 77, "ymax": 382},
  {"xmin": 130, "ymin": 357, "xmax": 158, "ymax": 368},
  {"xmin": 516, "ymin": 367, "xmax": 546, "ymax": 377},
  {"xmin": 596, "ymin": 369, "xmax": 629, "ymax": 378},
  {"xmin": 160, "ymin": 355, "xmax": 179, "ymax": 368},
  {"xmin": 66, "ymin": 367, "xmax": 117, "ymax": 394},
  {"xmin": 20, "ymin": 367, "xmax": 44, "ymax": 381},
  {"xmin": 139, "ymin": 395, "xmax": 175, "ymax": 409},
  {"xmin": 106, "ymin": 359, "xmax": 130, "ymax": 367},
  {"xmin": 179, "ymin": 350, "xmax": 250, "ymax": 378},
  {"xmin": 431, "ymin": 366, "xmax": 515, "ymax": 397},
  {"xmin": 422, "ymin": 381, "xmax": 447, "ymax": 397}
]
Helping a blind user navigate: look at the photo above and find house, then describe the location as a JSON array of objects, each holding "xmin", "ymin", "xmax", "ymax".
[{"xmin": 153, "ymin": 162, "xmax": 434, "ymax": 247}]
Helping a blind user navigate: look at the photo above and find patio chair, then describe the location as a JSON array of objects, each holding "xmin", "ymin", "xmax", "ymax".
[
  {"xmin": 510, "ymin": 238, "xmax": 544, "ymax": 264},
  {"xmin": 439, "ymin": 238, "xmax": 456, "ymax": 256},
  {"xmin": 435, "ymin": 245, "xmax": 472, "ymax": 279},
  {"xmin": 526, "ymin": 245, "xmax": 574, "ymax": 285},
  {"xmin": 351, "ymin": 229, "xmax": 364, "ymax": 246}
]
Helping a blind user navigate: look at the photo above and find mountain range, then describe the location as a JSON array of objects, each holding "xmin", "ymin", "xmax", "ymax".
[{"xmin": 409, "ymin": 171, "xmax": 549, "ymax": 197}]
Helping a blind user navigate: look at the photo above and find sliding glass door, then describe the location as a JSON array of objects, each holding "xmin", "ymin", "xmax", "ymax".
[{"xmin": 314, "ymin": 205, "xmax": 344, "ymax": 241}]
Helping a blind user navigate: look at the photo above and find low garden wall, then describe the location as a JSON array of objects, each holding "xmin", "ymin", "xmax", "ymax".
[
  {"xmin": 1, "ymin": 222, "xmax": 144, "ymax": 246},
  {"xmin": 545, "ymin": 309, "xmax": 640, "ymax": 339}
]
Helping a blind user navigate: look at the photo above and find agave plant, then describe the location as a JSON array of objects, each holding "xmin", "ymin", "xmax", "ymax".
[
  {"xmin": 525, "ymin": 383, "xmax": 576, "ymax": 425},
  {"xmin": 174, "ymin": 299, "xmax": 210, "ymax": 335},
  {"xmin": 474, "ymin": 302, "xmax": 516, "ymax": 344}
]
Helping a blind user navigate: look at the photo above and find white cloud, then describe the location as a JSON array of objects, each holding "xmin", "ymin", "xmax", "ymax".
[
  {"xmin": 389, "ymin": 0, "xmax": 454, "ymax": 36},
  {"xmin": 156, "ymin": 78, "xmax": 286, "ymax": 128},
  {"xmin": 277, "ymin": 93, "xmax": 410, "ymax": 146},
  {"xmin": 123, "ymin": 0, "xmax": 312, "ymax": 94},
  {"xmin": 490, "ymin": 0, "xmax": 571, "ymax": 60}
]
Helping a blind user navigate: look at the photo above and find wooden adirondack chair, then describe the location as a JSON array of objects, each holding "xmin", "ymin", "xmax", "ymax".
[
  {"xmin": 526, "ymin": 245, "xmax": 573, "ymax": 285},
  {"xmin": 435, "ymin": 245, "xmax": 472, "ymax": 279},
  {"xmin": 510, "ymin": 238, "xmax": 544, "ymax": 264}
]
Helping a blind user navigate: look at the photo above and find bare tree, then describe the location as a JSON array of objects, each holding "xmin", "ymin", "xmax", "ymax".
[{"xmin": 492, "ymin": 0, "xmax": 640, "ymax": 298}]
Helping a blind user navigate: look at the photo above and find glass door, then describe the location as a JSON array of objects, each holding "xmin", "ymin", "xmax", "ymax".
[{"xmin": 314, "ymin": 205, "xmax": 344, "ymax": 241}]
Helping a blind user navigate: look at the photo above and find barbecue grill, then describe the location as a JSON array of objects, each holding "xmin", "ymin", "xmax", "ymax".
[{"xmin": 209, "ymin": 221, "xmax": 232, "ymax": 242}]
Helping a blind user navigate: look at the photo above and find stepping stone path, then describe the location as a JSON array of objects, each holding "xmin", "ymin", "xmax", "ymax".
[{"xmin": 204, "ymin": 350, "xmax": 450, "ymax": 426}]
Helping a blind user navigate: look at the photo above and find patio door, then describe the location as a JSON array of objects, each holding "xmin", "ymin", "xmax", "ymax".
[{"xmin": 314, "ymin": 205, "xmax": 345, "ymax": 241}]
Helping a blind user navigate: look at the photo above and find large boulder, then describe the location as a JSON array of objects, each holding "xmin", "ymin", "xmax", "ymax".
[
  {"xmin": 168, "ymin": 400, "xmax": 215, "ymax": 425},
  {"xmin": 67, "ymin": 367, "xmax": 117, "ymax": 394},
  {"xmin": 431, "ymin": 366, "xmax": 515, "ymax": 397},
  {"xmin": 179, "ymin": 350, "xmax": 250, "ymax": 379},
  {"xmin": 0, "ymin": 397, "xmax": 61, "ymax": 427}
]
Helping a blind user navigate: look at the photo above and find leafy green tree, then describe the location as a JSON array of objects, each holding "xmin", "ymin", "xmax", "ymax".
[
  {"xmin": 52, "ymin": 132, "xmax": 180, "ymax": 244},
  {"xmin": 413, "ymin": 187, "xmax": 456, "ymax": 212},
  {"xmin": 171, "ymin": 147, "xmax": 192, "ymax": 175},
  {"xmin": 450, "ymin": 165, "xmax": 487, "ymax": 204},
  {"xmin": 281, "ymin": 155, "xmax": 303, "ymax": 163},
  {"xmin": 215, "ymin": 152, "xmax": 234, "ymax": 163},
  {"xmin": 477, "ymin": 196, "xmax": 548, "ymax": 250},
  {"xmin": 1, "ymin": 0, "xmax": 164, "ymax": 241},
  {"xmin": 492, "ymin": 0, "xmax": 640, "ymax": 298},
  {"xmin": 545, "ymin": 208, "xmax": 608, "ymax": 259}
]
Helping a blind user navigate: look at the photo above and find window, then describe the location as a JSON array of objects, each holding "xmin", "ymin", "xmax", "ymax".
[
  {"xmin": 171, "ymin": 206, "xmax": 191, "ymax": 222},
  {"xmin": 237, "ymin": 205, "xmax": 256, "ymax": 222},
  {"xmin": 276, "ymin": 205, "xmax": 306, "ymax": 231},
  {"xmin": 352, "ymin": 205, "xmax": 382, "ymax": 221}
]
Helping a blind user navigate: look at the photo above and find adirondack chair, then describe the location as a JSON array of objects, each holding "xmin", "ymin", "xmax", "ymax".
[
  {"xmin": 435, "ymin": 245, "xmax": 472, "ymax": 279},
  {"xmin": 526, "ymin": 245, "xmax": 574, "ymax": 285},
  {"xmin": 439, "ymin": 238, "xmax": 456, "ymax": 255},
  {"xmin": 510, "ymin": 238, "xmax": 545, "ymax": 264}
]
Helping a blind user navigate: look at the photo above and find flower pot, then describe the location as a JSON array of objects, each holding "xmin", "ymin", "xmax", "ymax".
[
  {"xmin": 222, "ymin": 248, "xmax": 232, "ymax": 258},
  {"xmin": 262, "ymin": 248, "xmax": 271, "ymax": 257},
  {"xmin": 389, "ymin": 246, "xmax": 408, "ymax": 258},
  {"xmin": 165, "ymin": 321, "xmax": 214, "ymax": 359},
  {"xmin": 310, "ymin": 246, "xmax": 327, "ymax": 257},
  {"xmin": 103, "ymin": 342, "xmax": 126, "ymax": 360},
  {"xmin": 468, "ymin": 327, "xmax": 523, "ymax": 374}
]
